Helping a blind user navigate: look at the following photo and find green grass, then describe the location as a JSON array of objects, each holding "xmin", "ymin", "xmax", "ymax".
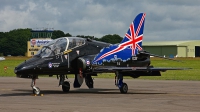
[
  {"xmin": 139, "ymin": 58, "xmax": 200, "ymax": 80},
  {"xmin": 0, "ymin": 57, "xmax": 200, "ymax": 80},
  {"xmin": 0, "ymin": 57, "xmax": 29, "ymax": 77}
]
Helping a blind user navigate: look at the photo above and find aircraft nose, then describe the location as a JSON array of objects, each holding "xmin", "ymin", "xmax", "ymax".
[
  {"xmin": 14, "ymin": 66, "xmax": 25, "ymax": 75},
  {"xmin": 14, "ymin": 67, "xmax": 19, "ymax": 74},
  {"xmin": 14, "ymin": 66, "xmax": 31, "ymax": 78}
]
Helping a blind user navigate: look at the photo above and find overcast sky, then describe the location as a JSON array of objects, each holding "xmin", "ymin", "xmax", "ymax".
[{"xmin": 0, "ymin": 0, "xmax": 200, "ymax": 41}]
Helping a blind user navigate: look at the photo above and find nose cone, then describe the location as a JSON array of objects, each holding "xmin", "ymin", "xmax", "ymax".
[
  {"xmin": 14, "ymin": 59, "xmax": 28, "ymax": 74},
  {"xmin": 14, "ymin": 62, "xmax": 36, "ymax": 78},
  {"xmin": 14, "ymin": 65, "xmax": 24, "ymax": 75},
  {"xmin": 14, "ymin": 63, "xmax": 28, "ymax": 78},
  {"xmin": 14, "ymin": 67, "xmax": 18, "ymax": 74},
  {"xmin": 14, "ymin": 56, "xmax": 41, "ymax": 78}
]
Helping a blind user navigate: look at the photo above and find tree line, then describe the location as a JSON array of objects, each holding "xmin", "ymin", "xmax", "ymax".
[{"xmin": 0, "ymin": 28, "xmax": 123, "ymax": 56}]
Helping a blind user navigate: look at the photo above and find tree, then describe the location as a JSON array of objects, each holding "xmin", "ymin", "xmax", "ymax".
[
  {"xmin": 0, "ymin": 29, "xmax": 31, "ymax": 56},
  {"xmin": 99, "ymin": 34, "xmax": 123, "ymax": 44},
  {"xmin": 0, "ymin": 32, "xmax": 6, "ymax": 39},
  {"xmin": 65, "ymin": 33, "xmax": 72, "ymax": 37},
  {"xmin": 52, "ymin": 30, "xmax": 65, "ymax": 39}
]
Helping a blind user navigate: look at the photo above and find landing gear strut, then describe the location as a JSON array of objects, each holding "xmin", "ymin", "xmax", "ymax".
[
  {"xmin": 31, "ymin": 76, "xmax": 40, "ymax": 95},
  {"xmin": 115, "ymin": 71, "xmax": 128, "ymax": 94}
]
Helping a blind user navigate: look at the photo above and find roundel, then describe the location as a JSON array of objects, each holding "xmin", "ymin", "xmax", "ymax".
[
  {"xmin": 86, "ymin": 60, "xmax": 90, "ymax": 65},
  {"xmin": 48, "ymin": 62, "xmax": 53, "ymax": 68}
]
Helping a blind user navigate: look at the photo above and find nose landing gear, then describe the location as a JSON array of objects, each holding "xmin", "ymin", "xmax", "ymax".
[{"xmin": 31, "ymin": 76, "xmax": 41, "ymax": 95}]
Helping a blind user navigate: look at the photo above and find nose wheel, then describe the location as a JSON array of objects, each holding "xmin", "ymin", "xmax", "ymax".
[{"xmin": 33, "ymin": 87, "xmax": 40, "ymax": 95}]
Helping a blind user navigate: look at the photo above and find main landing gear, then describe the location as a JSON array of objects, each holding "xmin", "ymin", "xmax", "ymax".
[
  {"xmin": 115, "ymin": 71, "xmax": 128, "ymax": 94},
  {"xmin": 58, "ymin": 75, "xmax": 70, "ymax": 93},
  {"xmin": 85, "ymin": 75, "xmax": 94, "ymax": 88}
]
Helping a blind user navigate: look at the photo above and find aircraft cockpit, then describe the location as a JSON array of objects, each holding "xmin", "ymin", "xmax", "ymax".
[
  {"xmin": 36, "ymin": 37, "xmax": 85, "ymax": 58},
  {"xmin": 67, "ymin": 37, "xmax": 85, "ymax": 49}
]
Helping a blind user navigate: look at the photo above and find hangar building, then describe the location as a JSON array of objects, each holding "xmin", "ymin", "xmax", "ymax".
[{"xmin": 142, "ymin": 40, "xmax": 200, "ymax": 57}]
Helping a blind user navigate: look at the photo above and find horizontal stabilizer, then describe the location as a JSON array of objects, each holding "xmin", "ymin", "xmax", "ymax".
[
  {"xmin": 138, "ymin": 50, "xmax": 182, "ymax": 62},
  {"xmin": 93, "ymin": 66, "xmax": 191, "ymax": 72}
]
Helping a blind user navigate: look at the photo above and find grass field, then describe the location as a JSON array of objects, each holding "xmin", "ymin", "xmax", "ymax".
[{"xmin": 0, "ymin": 56, "xmax": 200, "ymax": 80}]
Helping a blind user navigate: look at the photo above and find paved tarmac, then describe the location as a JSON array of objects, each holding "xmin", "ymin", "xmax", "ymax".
[{"xmin": 0, "ymin": 77, "xmax": 200, "ymax": 112}]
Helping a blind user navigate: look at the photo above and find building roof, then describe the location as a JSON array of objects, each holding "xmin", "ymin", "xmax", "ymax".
[{"xmin": 143, "ymin": 40, "xmax": 200, "ymax": 46}]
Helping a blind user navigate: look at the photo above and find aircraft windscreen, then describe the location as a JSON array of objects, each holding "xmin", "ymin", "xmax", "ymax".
[
  {"xmin": 67, "ymin": 37, "xmax": 85, "ymax": 49},
  {"xmin": 37, "ymin": 46, "xmax": 53, "ymax": 58},
  {"xmin": 52, "ymin": 38, "xmax": 67, "ymax": 55},
  {"xmin": 36, "ymin": 37, "xmax": 67, "ymax": 58}
]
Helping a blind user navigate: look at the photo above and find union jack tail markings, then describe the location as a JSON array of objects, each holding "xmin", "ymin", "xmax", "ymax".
[{"xmin": 95, "ymin": 13, "xmax": 146, "ymax": 62}]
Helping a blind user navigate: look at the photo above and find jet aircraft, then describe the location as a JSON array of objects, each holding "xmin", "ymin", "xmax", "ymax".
[{"xmin": 14, "ymin": 13, "xmax": 188, "ymax": 95}]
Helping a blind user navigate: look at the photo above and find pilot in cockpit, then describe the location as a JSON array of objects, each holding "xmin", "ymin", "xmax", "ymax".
[{"xmin": 53, "ymin": 45, "xmax": 61, "ymax": 55}]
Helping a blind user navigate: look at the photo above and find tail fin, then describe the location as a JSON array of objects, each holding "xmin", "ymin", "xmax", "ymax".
[
  {"xmin": 93, "ymin": 13, "xmax": 146, "ymax": 63},
  {"xmin": 120, "ymin": 13, "xmax": 146, "ymax": 55}
]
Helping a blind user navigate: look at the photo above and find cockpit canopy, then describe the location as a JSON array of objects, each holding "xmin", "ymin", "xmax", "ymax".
[{"xmin": 36, "ymin": 37, "xmax": 85, "ymax": 58}]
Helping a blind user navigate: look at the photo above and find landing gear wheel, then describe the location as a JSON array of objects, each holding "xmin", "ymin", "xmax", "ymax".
[
  {"xmin": 33, "ymin": 87, "xmax": 40, "ymax": 95},
  {"xmin": 62, "ymin": 81, "xmax": 70, "ymax": 92},
  {"xmin": 120, "ymin": 83, "xmax": 128, "ymax": 94},
  {"xmin": 85, "ymin": 76, "xmax": 93, "ymax": 88}
]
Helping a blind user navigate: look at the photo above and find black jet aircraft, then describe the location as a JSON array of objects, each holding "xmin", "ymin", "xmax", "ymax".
[{"xmin": 14, "ymin": 13, "xmax": 188, "ymax": 95}]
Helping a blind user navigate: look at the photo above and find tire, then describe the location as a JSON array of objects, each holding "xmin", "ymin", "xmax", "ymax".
[
  {"xmin": 33, "ymin": 87, "xmax": 40, "ymax": 95},
  {"xmin": 62, "ymin": 81, "xmax": 70, "ymax": 92},
  {"xmin": 85, "ymin": 76, "xmax": 93, "ymax": 88},
  {"xmin": 120, "ymin": 83, "xmax": 128, "ymax": 94}
]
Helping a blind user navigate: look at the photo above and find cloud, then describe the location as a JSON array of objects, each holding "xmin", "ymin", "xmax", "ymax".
[{"xmin": 0, "ymin": 0, "xmax": 200, "ymax": 41}]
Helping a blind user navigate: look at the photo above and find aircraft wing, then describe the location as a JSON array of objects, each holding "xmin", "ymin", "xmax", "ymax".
[{"xmin": 93, "ymin": 66, "xmax": 190, "ymax": 73}]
